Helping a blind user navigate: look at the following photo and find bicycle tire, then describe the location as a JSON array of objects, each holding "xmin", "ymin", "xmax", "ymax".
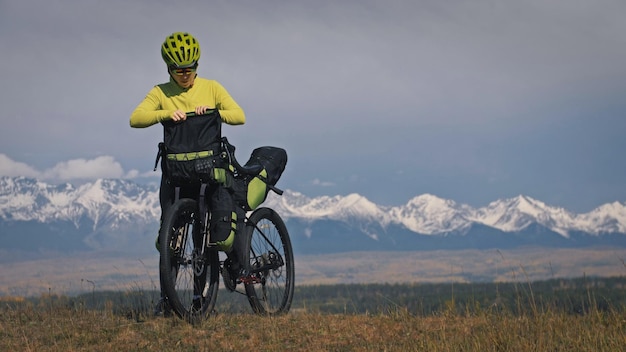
[
  {"xmin": 159, "ymin": 198, "xmax": 220, "ymax": 319},
  {"xmin": 243, "ymin": 207, "xmax": 294, "ymax": 315}
]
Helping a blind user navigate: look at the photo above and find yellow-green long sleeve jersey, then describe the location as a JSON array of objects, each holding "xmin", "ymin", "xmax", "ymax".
[{"xmin": 130, "ymin": 77, "xmax": 245, "ymax": 128}]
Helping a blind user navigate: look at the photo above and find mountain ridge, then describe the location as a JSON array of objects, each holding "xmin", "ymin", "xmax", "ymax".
[
  {"xmin": 1, "ymin": 176, "xmax": 625, "ymax": 254},
  {"xmin": 264, "ymin": 190, "xmax": 626, "ymax": 237}
]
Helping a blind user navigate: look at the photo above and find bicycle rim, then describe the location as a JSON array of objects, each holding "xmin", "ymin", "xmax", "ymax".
[
  {"xmin": 159, "ymin": 198, "xmax": 219, "ymax": 319},
  {"xmin": 244, "ymin": 207, "xmax": 294, "ymax": 315}
]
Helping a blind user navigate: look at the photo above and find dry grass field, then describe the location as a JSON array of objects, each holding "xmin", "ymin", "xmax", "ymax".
[
  {"xmin": 2, "ymin": 247, "xmax": 625, "ymax": 351},
  {"xmin": 1, "ymin": 298, "xmax": 625, "ymax": 351}
]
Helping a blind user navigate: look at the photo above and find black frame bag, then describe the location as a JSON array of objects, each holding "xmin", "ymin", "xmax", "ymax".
[{"xmin": 159, "ymin": 110, "xmax": 224, "ymax": 186}]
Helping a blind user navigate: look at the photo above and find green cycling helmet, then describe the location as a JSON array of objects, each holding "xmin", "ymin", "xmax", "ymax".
[{"xmin": 161, "ymin": 32, "xmax": 201, "ymax": 68}]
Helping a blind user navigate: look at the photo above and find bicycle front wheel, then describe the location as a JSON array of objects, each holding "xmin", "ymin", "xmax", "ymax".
[
  {"xmin": 243, "ymin": 207, "xmax": 294, "ymax": 315},
  {"xmin": 159, "ymin": 198, "xmax": 220, "ymax": 319}
]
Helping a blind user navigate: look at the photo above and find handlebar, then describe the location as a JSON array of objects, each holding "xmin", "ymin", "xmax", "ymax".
[
  {"xmin": 220, "ymin": 137, "xmax": 262, "ymax": 176},
  {"xmin": 185, "ymin": 110, "xmax": 217, "ymax": 118},
  {"xmin": 181, "ymin": 112, "xmax": 260, "ymax": 175},
  {"xmin": 183, "ymin": 112, "xmax": 283, "ymax": 196}
]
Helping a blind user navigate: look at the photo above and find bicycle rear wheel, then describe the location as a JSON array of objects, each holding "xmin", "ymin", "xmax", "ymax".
[
  {"xmin": 159, "ymin": 198, "xmax": 219, "ymax": 319},
  {"xmin": 243, "ymin": 207, "xmax": 294, "ymax": 315}
]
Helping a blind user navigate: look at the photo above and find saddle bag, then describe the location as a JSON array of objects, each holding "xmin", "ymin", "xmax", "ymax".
[{"xmin": 233, "ymin": 146, "xmax": 287, "ymax": 211}]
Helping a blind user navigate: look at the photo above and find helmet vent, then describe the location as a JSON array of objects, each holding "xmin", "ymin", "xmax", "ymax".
[{"xmin": 161, "ymin": 32, "xmax": 201, "ymax": 67}]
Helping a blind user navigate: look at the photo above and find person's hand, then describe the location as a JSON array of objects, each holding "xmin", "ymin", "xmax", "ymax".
[
  {"xmin": 171, "ymin": 110, "xmax": 187, "ymax": 122},
  {"xmin": 195, "ymin": 106, "xmax": 214, "ymax": 115}
]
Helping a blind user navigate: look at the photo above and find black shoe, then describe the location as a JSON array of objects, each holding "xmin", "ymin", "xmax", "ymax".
[
  {"xmin": 191, "ymin": 296, "xmax": 203, "ymax": 313},
  {"xmin": 222, "ymin": 258, "xmax": 240, "ymax": 292},
  {"xmin": 154, "ymin": 297, "xmax": 172, "ymax": 317}
]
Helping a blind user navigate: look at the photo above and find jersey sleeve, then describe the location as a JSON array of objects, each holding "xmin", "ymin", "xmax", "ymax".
[
  {"xmin": 129, "ymin": 87, "xmax": 172, "ymax": 128},
  {"xmin": 213, "ymin": 81, "xmax": 246, "ymax": 125}
]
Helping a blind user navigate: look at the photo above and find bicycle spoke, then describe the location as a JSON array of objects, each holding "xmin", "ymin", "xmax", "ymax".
[
  {"xmin": 244, "ymin": 208, "xmax": 294, "ymax": 315},
  {"xmin": 159, "ymin": 199, "xmax": 219, "ymax": 320}
]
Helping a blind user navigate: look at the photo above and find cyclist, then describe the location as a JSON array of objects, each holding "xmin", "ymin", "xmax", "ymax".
[{"xmin": 130, "ymin": 32, "xmax": 246, "ymax": 315}]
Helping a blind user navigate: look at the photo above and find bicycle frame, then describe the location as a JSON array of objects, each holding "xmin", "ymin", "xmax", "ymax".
[{"xmin": 157, "ymin": 113, "xmax": 292, "ymax": 318}]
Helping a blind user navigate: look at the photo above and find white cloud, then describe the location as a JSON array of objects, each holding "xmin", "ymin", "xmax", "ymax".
[
  {"xmin": 136, "ymin": 169, "xmax": 162, "ymax": 179},
  {"xmin": 0, "ymin": 154, "xmax": 155, "ymax": 182},
  {"xmin": 40, "ymin": 156, "xmax": 125, "ymax": 181},
  {"xmin": 312, "ymin": 178, "xmax": 335, "ymax": 187},
  {"xmin": 124, "ymin": 169, "xmax": 141, "ymax": 179},
  {"xmin": 0, "ymin": 154, "xmax": 40, "ymax": 178}
]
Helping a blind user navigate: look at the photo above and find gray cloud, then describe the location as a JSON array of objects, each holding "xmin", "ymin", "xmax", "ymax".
[{"xmin": 1, "ymin": 0, "xmax": 625, "ymax": 212}]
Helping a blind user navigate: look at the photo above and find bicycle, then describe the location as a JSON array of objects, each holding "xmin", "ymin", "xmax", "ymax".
[{"xmin": 155, "ymin": 112, "xmax": 294, "ymax": 320}]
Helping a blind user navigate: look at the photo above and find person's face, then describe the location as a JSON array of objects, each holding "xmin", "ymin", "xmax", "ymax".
[{"xmin": 169, "ymin": 65, "xmax": 197, "ymax": 88}]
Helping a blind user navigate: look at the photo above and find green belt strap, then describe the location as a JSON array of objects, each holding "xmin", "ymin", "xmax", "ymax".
[{"xmin": 166, "ymin": 150, "xmax": 215, "ymax": 161}]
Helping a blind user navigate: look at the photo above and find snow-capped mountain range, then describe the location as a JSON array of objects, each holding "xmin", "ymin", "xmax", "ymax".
[{"xmin": 1, "ymin": 176, "xmax": 625, "ymax": 254}]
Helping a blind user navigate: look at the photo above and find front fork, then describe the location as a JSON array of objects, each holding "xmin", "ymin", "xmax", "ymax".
[{"xmin": 192, "ymin": 212, "xmax": 211, "ymax": 298}]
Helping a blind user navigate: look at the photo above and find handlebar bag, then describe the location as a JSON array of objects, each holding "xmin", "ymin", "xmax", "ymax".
[
  {"xmin": 160, "ymin": 111, "xmax": 225, "ymax": 186},
  {"xmin": 234, "ymin": 146, "xmax": 287, "ymax": 210}
]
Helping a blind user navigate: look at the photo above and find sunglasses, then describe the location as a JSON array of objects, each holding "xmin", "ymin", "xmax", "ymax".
[{"xmin": 169, "ymin": 65, "xmax": 197, "ymax": 76}]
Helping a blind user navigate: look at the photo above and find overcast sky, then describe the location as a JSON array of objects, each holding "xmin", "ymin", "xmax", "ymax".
[{"xmin": 1, "ymin": 0, "xmax": 625, "ymax": 212}]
